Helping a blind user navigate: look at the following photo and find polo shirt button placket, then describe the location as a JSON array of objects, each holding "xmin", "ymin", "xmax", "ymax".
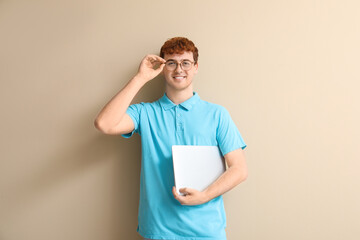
[
  {"xmin": 177, "ymin": 122, "xmax": 183, "ymax": 132},
  {"xmin": 175, "ymin": 106, "xmax": 183, "ymax": 133}
]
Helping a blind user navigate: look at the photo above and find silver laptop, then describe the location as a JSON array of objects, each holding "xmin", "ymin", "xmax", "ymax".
[{"xmin": 172, "ymin": 145, "xmax": 226, "ymax": 195}]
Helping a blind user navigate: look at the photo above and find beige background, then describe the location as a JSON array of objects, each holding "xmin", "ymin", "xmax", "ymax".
[{"xmin": 1, "ymin": 0, "xmax": 359, "ymax": 239}]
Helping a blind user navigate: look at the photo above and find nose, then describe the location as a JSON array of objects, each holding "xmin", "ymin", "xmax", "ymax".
[{"xmin": 175, "ymin": 63, "xmax": 183, "ymax": 73}]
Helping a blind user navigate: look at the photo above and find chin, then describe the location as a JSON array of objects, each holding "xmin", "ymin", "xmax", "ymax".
[{"xmin": 167, "ymin": 81, "xmax": 192, "ymax": 91}]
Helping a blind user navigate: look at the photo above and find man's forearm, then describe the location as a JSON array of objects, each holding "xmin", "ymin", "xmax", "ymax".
[
  {"xmin": 94, "ymin": 75, "xmax": 146, "ymax": 131},
  {"xmin": 173, "ymin": 149, "xmax": 248, "ymax": 206},
  {"xmin": 95, "ymin": 55, "xmax": 166, "ymax": 132},
  {"xmin": 203, "ymin": 166, "xmax": 247, "ymax": 202}
]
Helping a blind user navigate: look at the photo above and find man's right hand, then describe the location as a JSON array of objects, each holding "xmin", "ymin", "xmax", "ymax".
[{"xmin": 136, "ymin": 55, "xmax": 166, "ymax": 82}]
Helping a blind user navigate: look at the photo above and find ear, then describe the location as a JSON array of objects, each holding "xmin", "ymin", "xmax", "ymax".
[{"xmin": 194, "ymin": 62, "xmax": 199, "ymax": 74}]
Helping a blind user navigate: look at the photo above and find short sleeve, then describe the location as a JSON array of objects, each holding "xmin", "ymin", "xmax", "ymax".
[
  {"xmin": 121, "ymin": 103, "xmax": 144, "ymax": 138},
  {"xmin": 216, "ymin": 106, "xmax": 247, "ymax": 156}
]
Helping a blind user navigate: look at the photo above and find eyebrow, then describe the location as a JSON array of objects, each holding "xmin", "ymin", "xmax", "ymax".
[{"xmin": 166, "ymin": 59, "xmax": 192, "ymax": 62}]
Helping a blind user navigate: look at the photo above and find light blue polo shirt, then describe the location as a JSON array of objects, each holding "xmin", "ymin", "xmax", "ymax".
[{"xmin": 122, "ymin": 92, "xmax": 246, "ymax": 240}]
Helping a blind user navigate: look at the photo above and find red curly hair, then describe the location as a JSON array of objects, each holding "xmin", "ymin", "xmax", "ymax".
[{"xmin": 160, "ymin": 37, "xmax": 199, "ymax": 63}]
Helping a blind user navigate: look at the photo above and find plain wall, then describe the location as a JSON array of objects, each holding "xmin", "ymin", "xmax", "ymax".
[{"xmin": 1, "ymin": 0, "xmax": 359, "ymax": 239}]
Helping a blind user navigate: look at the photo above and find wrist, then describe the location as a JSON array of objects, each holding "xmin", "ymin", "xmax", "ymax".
[
  {"xmin": 131, "ymin": 74, "xmax": 148, "ymax": 86},
  {"xmin": 203, "ymin": 189, "xmax": 212, "ymax": 203}
]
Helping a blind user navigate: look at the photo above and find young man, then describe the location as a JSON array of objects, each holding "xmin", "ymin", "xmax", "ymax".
[{"xmin": 94, "ymin": 37, "xmax": 248, "ymax": 240}]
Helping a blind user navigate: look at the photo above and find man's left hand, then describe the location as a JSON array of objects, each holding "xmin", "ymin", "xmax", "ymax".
[{"xmin": 172, "ymin": 186, "xmax": 209, "ymax": 206}]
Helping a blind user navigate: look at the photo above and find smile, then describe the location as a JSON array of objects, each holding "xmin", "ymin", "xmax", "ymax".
[{"xmin": 173, "ymin": 76, "xmax": 186, "ymax": 80}]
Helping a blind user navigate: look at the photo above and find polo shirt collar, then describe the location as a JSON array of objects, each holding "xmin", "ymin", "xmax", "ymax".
[{"xmin": 160, "ymin": 92, "xmax": 200, "ymax": 111}]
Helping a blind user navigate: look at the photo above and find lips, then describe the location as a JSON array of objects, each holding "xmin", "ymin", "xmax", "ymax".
[{"xmin": 173, "ymin": 76, "xmax": 186, "ymax": 80}]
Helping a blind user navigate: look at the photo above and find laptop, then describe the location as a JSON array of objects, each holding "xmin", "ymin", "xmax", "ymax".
[{"xmin": 172, "ymin": 145, "xmax": 226, "ymax": 195}]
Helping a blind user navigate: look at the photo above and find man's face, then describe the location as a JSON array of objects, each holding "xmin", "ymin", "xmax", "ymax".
[{"xmin": 162, "ymin": 51, "xmax": 198, "ymax": 92}]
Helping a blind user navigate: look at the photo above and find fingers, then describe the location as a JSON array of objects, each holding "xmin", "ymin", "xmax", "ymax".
[
  {"xmin": 172, "ymin": 186, "xmax": 183, "ymax": 201},
  {"xmin": 172, "ymin": 186, "xmax": 178, "ymax": 197},
  {"xmin": 173, "ymin": 186, "xmax": 186, "ymax": 199},
  {"xmin": 173, "ymin": 187, "xmax": 205, "ymax": 206},
  {"xmin": 144, "ymin": 54, "xmax": 166, "ymax": 64},
  {"xmin": 179, "ymin": 188, "xmax": 187, "ymax": 195},
  {"xmin": 137, "ymin": 54, "xmax": 165, "ymax": 81},
  {"xmin": 155, "ymin": 61, "xmax": 165, "ymax": 72},
  {"xmin": 179, "ymin": 188, "xmax": 196, "ymax": 195},
  {"xmin": 143, "ymin": 55, "xmax": 166, "ymax": 71}
]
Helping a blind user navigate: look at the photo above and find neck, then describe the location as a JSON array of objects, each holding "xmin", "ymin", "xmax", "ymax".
[{"xmin": 165, "ymin": 87, "xmax": 194, "ymax": 105}]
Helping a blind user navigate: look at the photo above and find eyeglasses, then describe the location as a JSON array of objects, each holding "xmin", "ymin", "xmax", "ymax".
[{"xmin": 164, "ymin": 60, "xmax": 196, "ymax": 71}]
